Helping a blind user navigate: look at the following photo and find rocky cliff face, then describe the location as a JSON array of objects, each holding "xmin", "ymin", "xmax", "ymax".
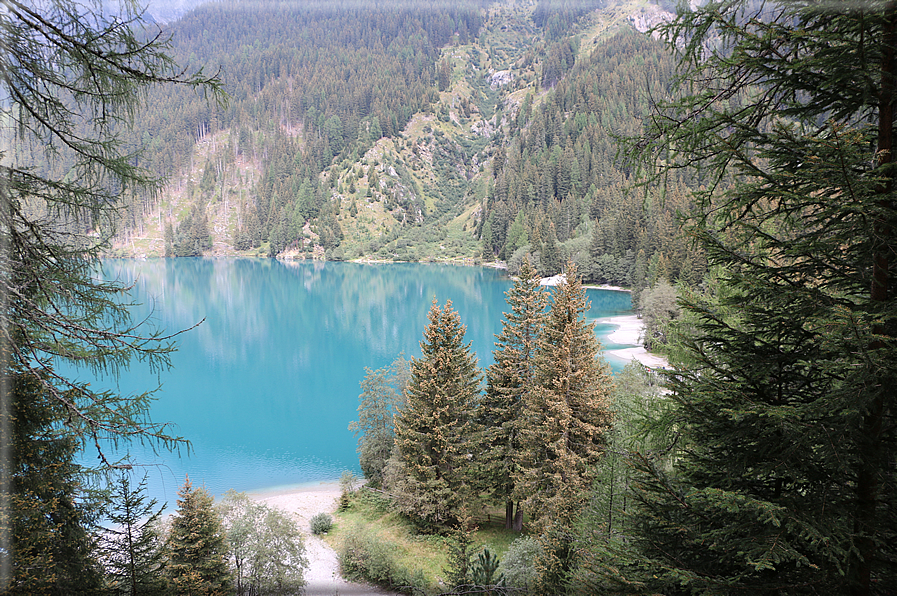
[{"xmin": 628, "ymin": 5, "xmax": 675, "ymax": 40}]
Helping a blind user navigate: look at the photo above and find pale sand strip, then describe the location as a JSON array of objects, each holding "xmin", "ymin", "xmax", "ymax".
[
  {"xmin": 600, "ymin": 314, "xmax": 642, "ymax": 345},
  {"xmin": 606, "ymin": 346, "xmax": 670, "ymax": 370},
  {"xmin": 250, "ymin": 482, "xmax": 397, "ymax": 595},
  {"xmin": 598, "ymin": 314, "xmax": 670, "ymax": 370}
]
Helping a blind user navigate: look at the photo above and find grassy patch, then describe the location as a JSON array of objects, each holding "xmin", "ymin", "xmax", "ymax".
[
  {"xmin": 325, "ymin": 490, "xmax": 525, "ymax": 594},
  {"xmin": 324, "ymin": 490, "xmax": 448, "ymax": 592}
]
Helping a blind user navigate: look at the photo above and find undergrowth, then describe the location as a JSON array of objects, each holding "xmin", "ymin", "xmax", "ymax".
[{"xmin": 325, "ymin": 489, "xmax": 523, "ymax": 595}]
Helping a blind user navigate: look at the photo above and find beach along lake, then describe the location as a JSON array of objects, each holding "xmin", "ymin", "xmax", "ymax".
[{"xmin": 71, "ymin": 259, "xmax": 633, "ymax": 507}]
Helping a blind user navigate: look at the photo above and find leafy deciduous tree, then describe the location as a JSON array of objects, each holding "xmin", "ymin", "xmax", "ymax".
[
  {"xmin": 349, "ymin": 354, "xmax": 409, "ymax": 485},
  {"xmin": 638, "ymin": 279, "xmax": 679, "ymax": 351},
  {"xmin": 217, "ymin": 491, "xmax": 307, "ymax": 596}
]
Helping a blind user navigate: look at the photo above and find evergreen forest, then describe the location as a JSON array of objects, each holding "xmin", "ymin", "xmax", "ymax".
[
  {"xmin": 105, "ymin": 0, "xmax": 703, "ymax": 303},
  {"xmin": 3, "ymin": 0, "xmax": 896, "ymax": 595}
]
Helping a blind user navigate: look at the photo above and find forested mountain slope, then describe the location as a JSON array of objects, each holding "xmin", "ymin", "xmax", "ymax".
[{"xmin": 112, "ymin": 0, "xmax": 703, "ymax": 293}]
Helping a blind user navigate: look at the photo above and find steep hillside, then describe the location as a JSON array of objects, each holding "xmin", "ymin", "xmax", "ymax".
[{"xmin": 112, "ymin": 0, "xmax": 702, "ymax": 294}]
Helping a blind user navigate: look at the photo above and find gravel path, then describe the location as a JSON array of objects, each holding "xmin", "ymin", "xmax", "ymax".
[{"xmin": 252, "ymin": 483, "xmax": 397, "ymax": 595}]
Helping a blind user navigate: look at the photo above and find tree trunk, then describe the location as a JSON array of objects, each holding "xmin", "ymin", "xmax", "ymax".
[
  {"xmin": 854, "ymin": 6, "xmax": 897, "ymax": 594},
  {"xmin": 513, "ymin": 502, "xmax": 523, "ymax": 533}
]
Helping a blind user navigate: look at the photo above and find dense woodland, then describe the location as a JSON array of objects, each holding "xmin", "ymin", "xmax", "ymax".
[
  {"xmin": 5, "ymin": 0, "xmax": 896, "ymax": 595},
  {"xmin": 121, "ymin": 0, "xmax": 486, "ymax": 257},
  {"xmin": 477, "ymin": 28, "xmax": 705, "ymax": 296},
  {"xmin": 110, "ymin": 0, "xmax": 707, "ymax": 305}
]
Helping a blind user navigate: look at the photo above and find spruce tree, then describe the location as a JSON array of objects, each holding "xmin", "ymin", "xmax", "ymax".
[
  {"xmin": 391, "ymin": 300, "xmax": 482, "ymax": 527},
  {"xmin": 166, "ymin": 477, "xmax": 230, "ymax": 596},
  {"xmin": 100, "ymin": 474, "xmax": 168, "ymax": 596},
  {"xmin": 608, "ymin": 2, "xmax": 897, "ymax": 593},
  {"xmin": 477, "ymin": 257, "xmax": 548, "ymax": 531},
  {"xmin": 540, "ymin": 223, "xmax": 563, "ymax": 276},
  {"xmin": 518, "ymin": 261, "xmax": 613, "ymax": 532},
  {"xmin": 1, "ymin": 368, "xmax": 105, "ymax": 595}
]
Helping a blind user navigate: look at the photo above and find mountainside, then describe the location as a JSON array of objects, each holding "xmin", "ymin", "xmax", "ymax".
[{"xmin": 111, "ymin": 0, "xmax": 702, "ymax": 294}]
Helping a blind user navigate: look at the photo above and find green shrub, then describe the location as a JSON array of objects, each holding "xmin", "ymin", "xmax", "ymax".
[
  {"xmin": 310, "ymin": 512, "xmax": 333, "ymax": 535},
  {"xmin": 498, "ymin": 536, "xmax": 543, "ymax": 592},
  {"xmin": 339, "ymin": 525, "xmax": 425, "ymax": 593}
]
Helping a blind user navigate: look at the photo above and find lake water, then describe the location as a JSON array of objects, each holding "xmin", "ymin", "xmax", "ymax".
[{"xmin": 73, "ymin": 259, "xmax": 633, "ymax": 507}]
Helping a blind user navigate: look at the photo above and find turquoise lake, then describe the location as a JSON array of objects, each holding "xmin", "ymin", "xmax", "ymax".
[{"xmin": 75, "ymin": 259, "xmax": 633, "ymax": 507}]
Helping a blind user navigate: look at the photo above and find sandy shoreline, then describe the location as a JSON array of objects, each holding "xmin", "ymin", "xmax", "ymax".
[
  {"xmin": 250, "ymin": 482, "xmax": 397, "ymax": 595},
  {"xmin": 599, "ymin": 314, "xmax": 670, "ymax": 370}
]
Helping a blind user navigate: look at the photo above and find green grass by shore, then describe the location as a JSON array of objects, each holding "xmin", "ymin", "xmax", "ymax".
[{"xmin": 323, "ymin": 488, "xmax": 522, "ymax": 593}]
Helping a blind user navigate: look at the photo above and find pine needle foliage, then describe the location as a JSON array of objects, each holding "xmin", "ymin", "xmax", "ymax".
[
  {"xmin": 165, "ymin": 477, "xmax": 230, "ymax": 596},
  {"xmin": 518, "ymin": 261, "xmax": 613, "ymax": 533},
  {"xmin": 392, "ymin": 300, "xmax": 482, "ymax": 528},
  {"xmin": 477, "ymin": 257, "xmax": 548, "ymax": 531},
  {"xmin": 0, "ymin": 0, "xmax": 222, "ymax": 465},
  {"xmin": 606, "ymin": 1, "xmax": 897, "ymax": 593},
  {"xmin": 100, "ymin": 473, "xmax": 169, "ymax": 596},
  {"xmin": 1, "ymin": 368, "xmax": 105, "ymax": 595}
]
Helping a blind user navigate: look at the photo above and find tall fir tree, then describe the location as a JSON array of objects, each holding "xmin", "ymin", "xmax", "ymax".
[
  {"xmin": 1, "ymin": 368, "xmax": 105, "ymax": 595},
  {"xmin": 540, "ymin": 223, "xmax": 563, "ymax": 277},
  {"xmin": 607, "ymin": 1, "xmax": 897, "ymax": 594},
  {"xmin": 390, "ymin": 300, "xmax": 482, "ymax": 527},
  {"xmin": 166, "ymin": 477, "xmax": 230, "ymax": 596},
  {"xmin": 100, "ymin": 473, "xmax": 169, "ymax": 596},
  {"xmin": 476, "ymin": 257, "xmax": 548, "ymax": 531},
  {"xmin": 2, "ymin": 4, "xmax": 218, "ymax": 587},
  {"xmin": 518, "ymin": 261, "xmax": 613, "ymax": 532}
]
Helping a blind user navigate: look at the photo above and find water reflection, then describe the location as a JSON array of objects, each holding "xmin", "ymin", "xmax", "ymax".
[{"xmin": 78, "ymin": 259, "xmax": 631, "ymax": 507}]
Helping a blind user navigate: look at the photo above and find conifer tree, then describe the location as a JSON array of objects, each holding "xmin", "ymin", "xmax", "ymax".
[
  {"xmin": 477, "ymin": 257, "xmax": 548, "ymax": 531},
  {"xmin": 608, "ymin": 2, "xmax": 897, "ymax": 593},
  {"xmin": 518, "ymin": 261, "xmax": 613, "ymax": 532},
  {"xmin": 100, "ymin": 473, "xmax": 168, "ymax": 596},
  {"xmin": 1, "ymin": 0, "xmax": 221, "ymax": 462},
  {"xmin": 391, "ymin": 300, "xmax": 482, "ymax": 527},
  {"xmin": 166, "ymin": 477, "xmax": 230, "ymax": 596},
  {"xmin": 1, "ymin": 368, "xmax": 105, "ymax": 595},
  {"xmin": 540, "ymin": 223, "xmax": 563, "ymax": 276}
]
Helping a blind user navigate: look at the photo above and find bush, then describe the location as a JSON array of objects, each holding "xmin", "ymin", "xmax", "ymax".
[
  {"xmin": 310, "ymin": 513, "xmax": 333, "ymax": 535},
  {"xmin": 498, "ymin": 536, "xmax": 543, "ymax": 592},
  {"xmin": 339, "ymin": 525, "xmax": 426, "ymax": 593}
]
